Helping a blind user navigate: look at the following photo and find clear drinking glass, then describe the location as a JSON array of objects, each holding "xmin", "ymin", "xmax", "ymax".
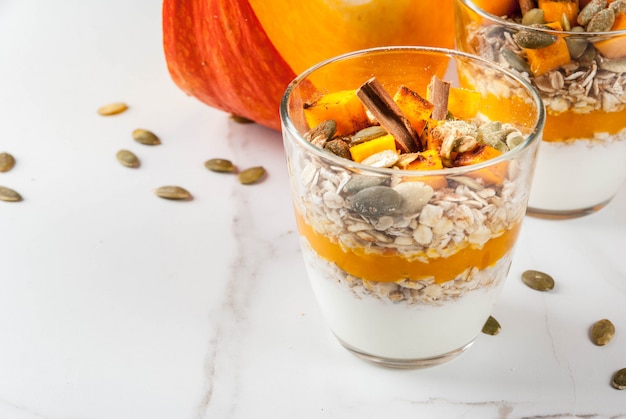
[
  {"xmin": 280, "ymin": 47, "xmax": 544, "ymax": 368},
  {"xmin": 455, "ymin": 0, "xmax": 626, "ymax": 218}
]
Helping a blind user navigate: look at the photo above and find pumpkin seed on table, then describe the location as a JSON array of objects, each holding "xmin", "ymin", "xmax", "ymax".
[
  {"xmin": 205, "ymin": 158, "xmax": 236, "ymax": 173},
  {"xmin": 0, "ymin": 152, "xmax": 16, "ymax": 172},
  {"xmin": 521, "ymin": 269, "xmax": 555, "ymax": 291},
  {"xmin": 590, "ymin": 319, "xmax": 615, "ymax": 346},
  {"xmin": 612, "ymin": 368, "xmax": 626, "ymax": 390},
  {"xmin": 154, "ymin": 186, "xmax": 192, "ymax": 200},
  {"xmin": 0, "ymin": 185, "xmax": 22, "ymax": 202},
  {"xmin": 482, "ymin": 315, "xmax": 501, "ymax": 336},
  {"xmin": 238, "ymin": 166, "xmax": 266, "ymax": 185},
  {"xmin": 116, "ymin": 149, "xmax": 140, "ymax": 168},
  {"xmin": 132, "ymin": 129, "xmax": 161, "ymax": 145},
  {"xmin": 229, "ymin": 114, "xmax": 254, "ymax": 124},
  {"xmin": 97, "ymin": 102, "xmax": 128, "ymax": 116}
]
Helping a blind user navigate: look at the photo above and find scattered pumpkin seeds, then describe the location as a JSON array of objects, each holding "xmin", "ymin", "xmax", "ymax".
[
  {"xmin": 0, "ymin": 185, "xmax": 22, "ymax": 202},
  {"xmin": 116, "ymin": 149, "xmax": 140, "ymax": 168},
  {"xmin": 154, "ymin": 185, "xmax": 192, "ymax": 200},
  {"xmin": 0, "ymin": 152, "xmax": 16, "ymax": 172},
  {"xmin": 132, "ymin": 129, "xmax": 161, "ymax": 146},
  {"xmin": 97, "ymin": 102, "xmax": 128, "ymax": 116},
  {"xmin": 482, "ymin": 315, "xmax": 501, "ymax": 336},
  {"xmin": 229, "ymin": 114, "xmax": 254, "ymax": 124},
  {"xmin": 238, "ymin": 166, "xmax": 266, "ymax": 185},
  {"xmin": 521, "ymin": 269, "xmax": 555, "ymax": 291},
  {"xmin": 590, "ymin": 319, "xmax": 616, "ymax": 346},
  {"xmin": 612, "ymin": 368, "xmax": 626, "ymax": 390},
  {"xmin": 205, "ymin": 158, "xmax": 236, "ymax": 173}
]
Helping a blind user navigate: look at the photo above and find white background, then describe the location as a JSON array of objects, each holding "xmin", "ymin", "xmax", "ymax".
[{"xmin": 1, "ymin": 1, "xmax": 625, "ymax": 418}]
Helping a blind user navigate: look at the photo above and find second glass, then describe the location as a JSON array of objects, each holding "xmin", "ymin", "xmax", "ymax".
[{"xmin": 455, "ymin": 0, "xmax": 626, "ymax": 218}]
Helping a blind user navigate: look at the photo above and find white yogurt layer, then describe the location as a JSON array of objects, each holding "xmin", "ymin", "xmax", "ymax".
[
  {"xmin": 528, "ymin": 131, "xmax": 626, "ymax": 212},
  {"xmin": 301, "ymin": 243, "xmax": 511, "ymax": 360}
]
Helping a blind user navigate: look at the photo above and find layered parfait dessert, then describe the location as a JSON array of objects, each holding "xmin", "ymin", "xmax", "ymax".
[
  {"xmin": 456, "ymin": 0, "xmax": 626, "ymax": 216},
  {"xmin": 281, "ymin": 48, "xmax": 543, "ymax": 367}
]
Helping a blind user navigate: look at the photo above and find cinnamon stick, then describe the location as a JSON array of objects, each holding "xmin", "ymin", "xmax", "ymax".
[
  {"xmin": 429, "ymin": 76, "xmax": 450, "ymax": 121},
  {"xmin": 356, "ymin": 77, "xmax": 421, "ymax": 153},
  {"xmin": 519, "ymin": 0, "xmax": 535, "ymax": 16}
]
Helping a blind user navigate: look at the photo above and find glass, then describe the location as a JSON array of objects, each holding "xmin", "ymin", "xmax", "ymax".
[
  {"xmin": 455, "ymin": 0, "xmax": 626, "ymax": 218},
  {"xmin": 280, "ymin": 47, "xmax": 544, "ymax": 368}
]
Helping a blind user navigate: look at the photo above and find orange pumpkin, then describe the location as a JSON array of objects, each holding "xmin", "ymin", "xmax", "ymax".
[{"xmin": 162, "ymin": 0, "xmax": 455, "ymax": 131}]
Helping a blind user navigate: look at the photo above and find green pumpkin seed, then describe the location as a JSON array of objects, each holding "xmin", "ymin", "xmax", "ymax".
[
  {"xmin": 586, "ymin": 7, "xmax": 615, "ymax": 32},
  {"xmin": 324, "ymin": 139, "xmax": 352, "ymax": 160},
  {"xmin": 229, "ymin": 114, "xmax": 254, "ymax": 124},
  {"xmin": 0, "ymin": 185, "xmax": 22, "ymax": 202},
  {"xmin": 97, "ymin": 102, "xmax": 128, "ymax": 116},
  {"xmin": 501, "ymin": 48, "xmax": 532, "ymax": 74},
  {"xmin": 304, "ymin": 120, "xmax": 337, "ymax": 148},
  {"xmin": 477, "ymin": 121, "xmax": 510, "ymax": 152},
  {"xmin": 578, "ymin": 42, "xmax": 598, "ymax": 66},
  {"xmin": 578, "ymin": 0, "xmax": 607, "ymax": 26},
  {"xmin": 205, "ymin": 158, "xmax": 236, "ymax": 173},
  {"xmin": 514, "ymin": 26, "xmax": 557, "ymax": 49},
  {"xmin": 0, "ymin": 152, "xmax": 16, "ymax": 172},
  {"xmin": 238, "ymin": 166, "xmax": 266, "ymax": 185},
  {"xmin": 612, "ymin": 368, "xmax": 626, "ymax": 390},
  {"xmin": 590, "ymin": 319, "xmax": 615, "ymax": 346},
  {"xmin": 116, "ymin": 149, "xmax": 140, "ymax": 168},
  {"xmin": 351, "ymin": 125, "xmax": 387, "ymax": 145},
  {"xmin": 132, "ymin": 129, "xmax": 161, "ymax": 146},
  {"xmin": 343, "ymin": 175, "xmax": 387, "ymax": 194},
  {"xmin": 561, "ymin": 12, "xmax": 572, "ymax": 31},
  {"xmin": 349, "ymin": 186, "xmax": 402, "ymax": 217},
  {"xmin": 522, "ymin": 269, "xmax": 555, "ymax": 291},
  {"xmin": 565, "ymin": 28, "xmax": 590, "ymax": 59},
  {"xmin": 610, "ymin": 0, "xmax": 626, "ymax": 14},
  {"xmin": 482, "ymin": 316, "xmax": 501, "ymax": 336},
  {"xmin": 154, "ymin": 186, "xmax": 192, "ymax": 200},
  {"xmin": 522, "ymin": 8, "xmax": 545, "ymax": 26}
]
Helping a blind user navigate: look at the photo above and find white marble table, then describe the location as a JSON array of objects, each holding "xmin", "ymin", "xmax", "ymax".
[{"xmin": 1, "ymin": 1, "xmax": 625, "ymax": 418}]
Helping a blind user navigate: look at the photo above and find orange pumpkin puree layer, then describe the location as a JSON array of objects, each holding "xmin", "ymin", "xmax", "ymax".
[
  {"xmin": 543, "ymin": 106, "xmax": 626, "ymax": 142},
  {"xmin": 296, "ymin": 211, "xmax": 522, "ymax": 284}
]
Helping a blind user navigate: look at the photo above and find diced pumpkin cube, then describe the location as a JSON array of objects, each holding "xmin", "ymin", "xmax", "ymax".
[
  {"xmin": 349, "ymin": 134, "xmax": 397, "ymax": 163},
  {"xmin": 524, "ymin": 23, "xmax": 571, "ymax": 76},
  {"xmin": 594, "ymin": 12, "xmax": 626, "ymax": 59},
  {"xmin": 538, "ymin": 0, "xmax": 579, "ymax": 27},
  {"xmin": 303, "ymin": 89, "xmax": 369, "ymax": 136},
  {"xmin": 404, "ymin": 149, "xmax": 448, "ymax": 189},
  {"xmin": 392, "ymin": 86, "xmax": 434, "ymax": 136},
  {"xmin": 454, "ymin": 144, "xmax": 508, "ymax": 185},
  {"xmin": 448, "ymin": 86, "xmax": 481, "ymax": 119}
]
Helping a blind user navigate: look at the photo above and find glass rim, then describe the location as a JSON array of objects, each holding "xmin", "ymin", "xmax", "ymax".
[
  {"xmin": 279, "ymin": 46, "xmax": 545, "ymax": 178},
  {"xmin": 457, "ymin": 0, "xmax": 626, "ymax": 37}
]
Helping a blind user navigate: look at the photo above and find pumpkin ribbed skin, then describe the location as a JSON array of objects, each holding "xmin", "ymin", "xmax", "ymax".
[{"xmin": 163, "ymin": 0, "xmax": 455, "ymax": 131}]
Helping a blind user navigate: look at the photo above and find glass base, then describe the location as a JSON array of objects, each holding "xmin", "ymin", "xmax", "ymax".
[
  {"xmin": 526, "ymin": 198, "xmax": 612, "ymax": 220},
  {"xmin": 335, "ymin": 336, "xmax": 475, "ymax": 369}
]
